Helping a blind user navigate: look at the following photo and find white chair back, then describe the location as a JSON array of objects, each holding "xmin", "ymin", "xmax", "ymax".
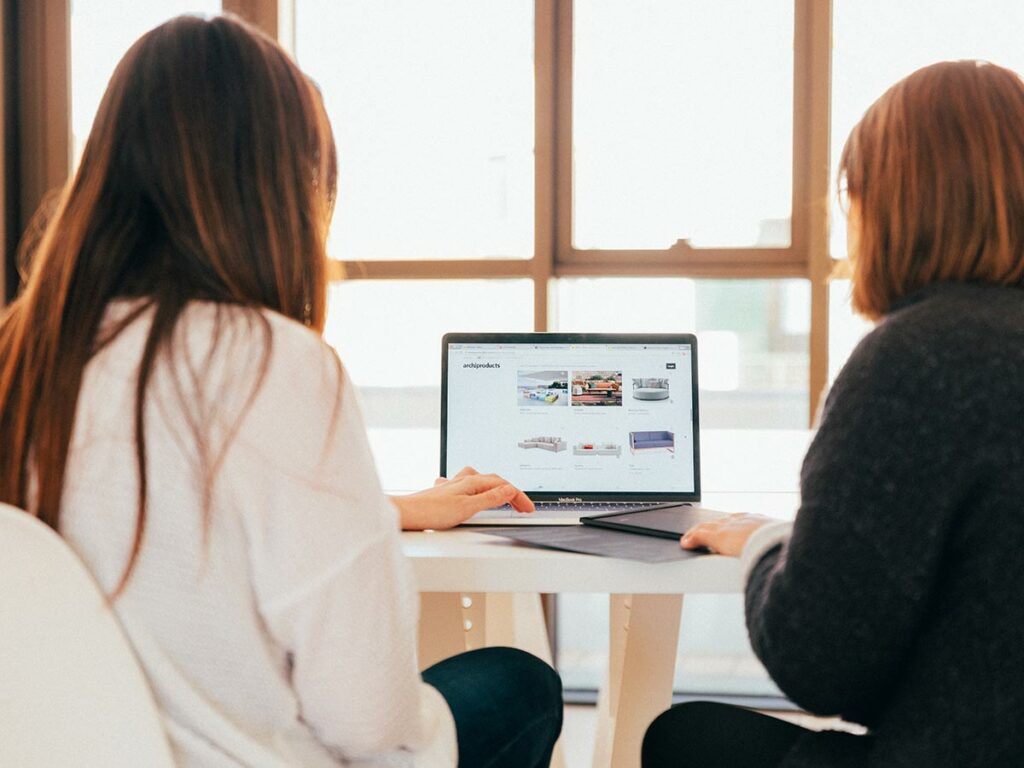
[{"xmin": 0, "ymin": 502, "xmax": 175, "ymax": 766}]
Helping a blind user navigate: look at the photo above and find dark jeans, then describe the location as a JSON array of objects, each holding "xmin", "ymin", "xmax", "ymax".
[
  {"xmin": 422, "ymin": 647, "xmax": 563, "ymax": 768},
  {"xmin": 642, "ymin": 701, "xmax": 808, "ymax": 768}
]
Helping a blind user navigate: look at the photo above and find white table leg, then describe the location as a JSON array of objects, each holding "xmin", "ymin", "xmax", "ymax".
[{"xmin": 593, "ymin": 594, "xmax": 683, "ymax": 768}]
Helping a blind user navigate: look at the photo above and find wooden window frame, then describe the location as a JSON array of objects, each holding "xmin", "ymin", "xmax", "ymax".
[
  {"xmin": 7, "ymin": 0, "xmax": 835, "ymax": 421},
  {"xmin": 1, "ymin": 2, "xmax": 7, "ymax": 303},
  {"xmin": 3, "ymin": 0, "xmax": 71, "ymax": 303}
]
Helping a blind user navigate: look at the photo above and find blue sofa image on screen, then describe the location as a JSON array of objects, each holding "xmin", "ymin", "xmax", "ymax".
[{"xmin": 628, "ymin": 430, "xmax": 675, "ymax": 454}]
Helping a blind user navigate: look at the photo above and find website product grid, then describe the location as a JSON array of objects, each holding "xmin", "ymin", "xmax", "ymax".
[{"xmin": 447, "ymin": 344, "xmax": 696, "ymax": 494}]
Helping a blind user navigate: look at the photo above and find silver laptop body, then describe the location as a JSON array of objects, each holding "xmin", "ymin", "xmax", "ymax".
[{"xmin": 441, "ymin": 333, "xmax": 701, "ymax": 525}]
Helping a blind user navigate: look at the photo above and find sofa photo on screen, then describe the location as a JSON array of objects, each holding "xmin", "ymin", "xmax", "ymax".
[
  {"xmin": 572, "ymin": 442, "xmax": 622, "ymax": 457},
  {"xmin": 517, "ymin": 436, "xmax": 568, "ymax": 452},
  {"xmin": 632, "ymin": 377, "xmax": 670, "ymax": 401},
  {"xmin": 628, "ymin": 430, "xmax": 675, "ymax": 454}
]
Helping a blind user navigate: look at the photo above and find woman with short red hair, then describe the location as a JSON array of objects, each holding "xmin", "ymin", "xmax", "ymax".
[{"xmin": 644, "ymin": 60, "xmax": 1024, "ymax": 767}]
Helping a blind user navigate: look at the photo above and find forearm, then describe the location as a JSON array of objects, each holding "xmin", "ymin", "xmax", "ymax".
[
  {"xmin": 389, "ymin": 495, "xmax": 447, "ymax": 531},
  {"xmin": 390, "ymin": 495, "xmax": 417, "ymax": 530}
]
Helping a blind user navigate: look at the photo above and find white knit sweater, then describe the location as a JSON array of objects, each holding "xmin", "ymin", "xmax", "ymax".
[{"xmin": 58, "ymin": 301, "xmax": 456, "ymax": 767}]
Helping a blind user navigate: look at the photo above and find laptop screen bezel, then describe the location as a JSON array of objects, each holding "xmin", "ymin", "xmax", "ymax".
[{"xmin": 441, "ymin": 332, "xmax": 701, "ymax": 503}]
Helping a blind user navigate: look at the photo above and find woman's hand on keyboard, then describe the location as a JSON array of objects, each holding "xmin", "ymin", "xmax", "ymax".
[{"xmin": 391, "ymin": 467, "xmax": 535, "ymax": 530}]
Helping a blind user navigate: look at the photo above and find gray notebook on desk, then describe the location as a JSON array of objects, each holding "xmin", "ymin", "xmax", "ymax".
[{"xmin": 483, "ymin": 525, "xmax": 702, "ymax": 564}]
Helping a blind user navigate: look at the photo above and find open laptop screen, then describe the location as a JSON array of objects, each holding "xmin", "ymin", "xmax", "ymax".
[{"xmin": 441, "ymin": 333, "xmax": 700, "ymax": 501}]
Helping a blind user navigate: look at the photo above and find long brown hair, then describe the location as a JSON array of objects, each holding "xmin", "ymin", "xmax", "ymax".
[
  {"xmin": 840, "ymin": 60, "xmax": 1024, "ymax": 319},
  {"xmin": 0, "ymin": 14, "xmax": 337, "ymax": 591}
]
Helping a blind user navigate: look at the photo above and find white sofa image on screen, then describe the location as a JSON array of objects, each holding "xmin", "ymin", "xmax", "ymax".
[
  {"xmin": 517, "ymin": 436, "xmax": 567, "ymax": 452},
  {"xmin": 632, "ymin": 377, "xmax": 670, "ymax": 401}
]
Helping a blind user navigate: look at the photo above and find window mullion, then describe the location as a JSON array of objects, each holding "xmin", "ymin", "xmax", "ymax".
[
  {"xmin": 534, "ymin": 0, "xmax": 558, "ymax": 332},
  {"xmin": 12, "ymin": 0, "xmax": 71, "ymax": 304},
  {"xmin": 222, "ymin": 0, "xmax": 279, "ymax": 41},
  {"xmin": 795, "ymin": 0, "xmax": 833, "ymax": 424}
]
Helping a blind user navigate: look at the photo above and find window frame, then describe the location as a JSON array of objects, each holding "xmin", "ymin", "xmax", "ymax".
[{"xmin": 6, "ymin": 0, "xmax": 835, "ymax": 420}]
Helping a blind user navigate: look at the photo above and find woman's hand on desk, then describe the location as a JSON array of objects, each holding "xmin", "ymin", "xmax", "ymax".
[
  {"xmin": 391, "ymin": 467, "xmax": 535, "ymax": 531},
  {"xmin": 680, "ymin": 513, "xmax": 775, "ymax": 557}
]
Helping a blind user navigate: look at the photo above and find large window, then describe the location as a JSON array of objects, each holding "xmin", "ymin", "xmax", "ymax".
[
  {"xmin": 289, "ymin": 0, "xmax": 821, "ymax": 438},
  {"xmin": 291, "ymin": 1, "xmax": 818, "ymax": 702}
]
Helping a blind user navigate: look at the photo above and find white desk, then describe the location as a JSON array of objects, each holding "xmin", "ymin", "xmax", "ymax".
[{"xmin": 402, "ymin": 491, "xmax": 800, "ymax": 768}]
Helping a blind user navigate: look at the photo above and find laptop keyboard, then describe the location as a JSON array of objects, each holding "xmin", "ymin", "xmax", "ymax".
[
  {"xmin": 467, "ymin": 500, "xmax": 691, "ymax": 522},
  {"xmin": 533, "ymin": 501, "xmax": 671, "ymax": 513},
  {"xmin": 493, "ymin": 501, "xmax": 683, "ymax": 514}
]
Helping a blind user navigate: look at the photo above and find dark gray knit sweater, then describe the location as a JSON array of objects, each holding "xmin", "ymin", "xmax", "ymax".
[{"xmin": 746, "ymin": 281, "xmax": 1024, "ymax": 767}]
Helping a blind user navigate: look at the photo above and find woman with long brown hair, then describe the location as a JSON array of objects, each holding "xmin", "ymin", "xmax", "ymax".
[
  {"xmin": 0, "ymin": 14, "xmax": 561, "ymax": 767},
  {"xmin": 643, "ymin": 60, "xmax": 1024, "ymax": 767}
]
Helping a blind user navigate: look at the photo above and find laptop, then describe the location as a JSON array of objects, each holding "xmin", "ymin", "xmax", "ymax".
[{"xmin": 441, "ymin": 333, "xmax": 701, "ymax": 525}]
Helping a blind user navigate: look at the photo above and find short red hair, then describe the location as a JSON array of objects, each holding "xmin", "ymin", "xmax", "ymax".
[{"xmin": 840, "ymin": 60, "xmax": 1024, "ymax": 319}]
